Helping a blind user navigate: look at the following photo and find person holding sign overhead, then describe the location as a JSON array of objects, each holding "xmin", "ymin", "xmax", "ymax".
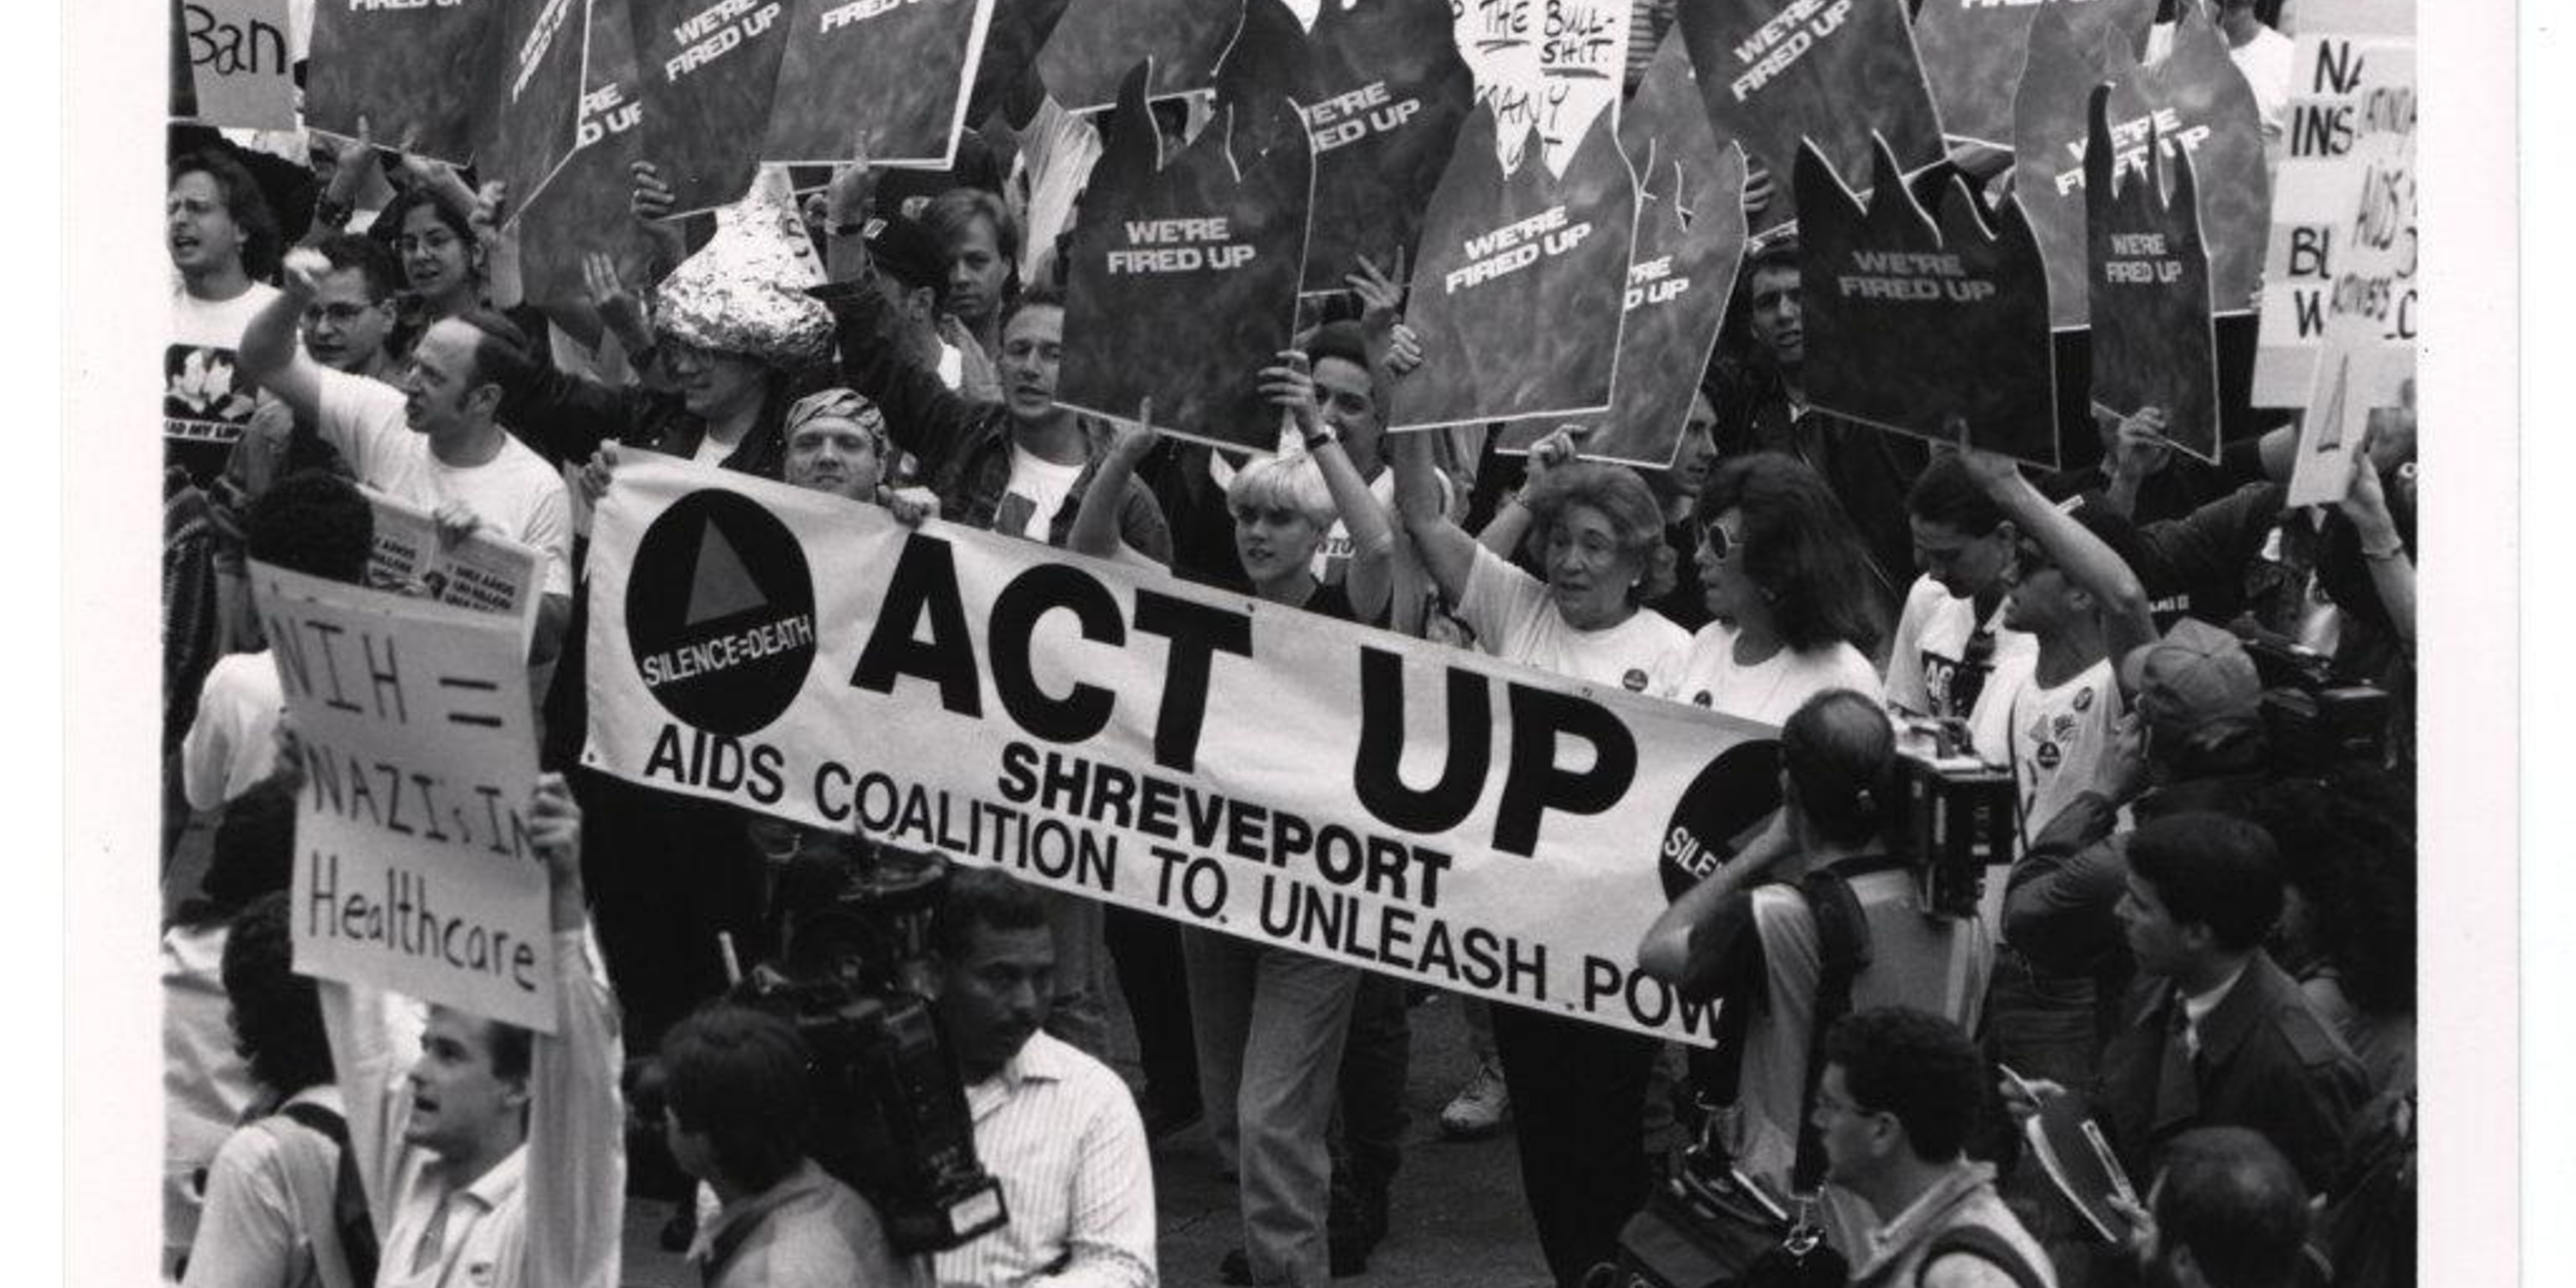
[
  {"xmin": 305, "ymin": 769, "xmax": 629, "ymax": 1288},
  {"xmin": 1392, "ymin": 416, "xmax": 1689, "ymax": 1286}
]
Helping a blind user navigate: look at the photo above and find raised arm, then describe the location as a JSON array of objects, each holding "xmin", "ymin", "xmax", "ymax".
[
  {"xmin": 522, "ymin": 773, "xmax": 629, "ymax": 1288},
  {"xmin": 1476, "ymin": 425, "xmax": 1583, "ymax": 557},
  {"xmin": 2338, "ymin": 440, "xmax": 2415, "ymax": 649},
  {"xmin": 1066, "ymin": 404, "xmax": 1164, "ymax": 570},
  {"xmin": 1389, "ymin": 426, "xmax": 1477, "ymax": 607},
  {"xmin": 807, "ymin": 135, "xmax": 987, "ymax": 471},
  {"xmin": 237, "ymin": 248, "xmax": 333, "ymax": 422},
  {"xmin": 1262, "ymin": 349, "xmax": 1398, "ymax": 621},
  {"xmin": 1963, "ymin": 447, "xmax": 2160, "ymax": 666}
]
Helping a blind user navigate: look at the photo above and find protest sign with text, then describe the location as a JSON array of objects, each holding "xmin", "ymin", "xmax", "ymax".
[
  {"xmin": 1449, "ymin": 0, "xmax": 1632, "ymax": 176},
  {"xmin": 1388, "ymin": 105, "xmax": 1637, "ymax": 432},
  {"xmin": 1910, "ymin": 0, "xmax": 2152, "ymax": 151},
  {"xmin": 1496, "ymin": 35, "xmax": 1746, "ymax": 468},
  {"xmin": 2011, "ymin": 4, "xmax": 2268, "ymax": 330},
  {"xmin": 517, "ymin": 0, "xmax": 659, "ymax": 308},
  {"xmin": 307, "ymin": 0, "xmax": 497, "ymax": 162},
  {"xmin": 2083, "ymin": 86, "xmax": 2220, "ymax": 464},
  {"xmin": 1034, "ymin": 0, "xmax": 1236, "ymax": 110},
  {"xmin": 480, "ymin": 0, "xmax": 593, "ymax": 222},
  {"xmin": 2251, "ymin": 18, "xmax": 2416, "ymax": 408},
  {"xmin": 1797, "ymin": 135, "xmax": 2057, "ymax": 466},
  {"xmin": 366, "ymin": 493, "xmax": 547, "ymax": 648},
  {"xmin": 585, "ymin": 459, "xmax": 1782, "ymax": 1042},
  {"xmin": 1058, "ymin": 64, "xmax": 1315, "ymax": 453},
  {"xmin": 1677, "ymin": 0, "xmax": 1944, "ymax": 220},
  {"xmin": 175, "ymin": 0, "xmax": 299, "ymax": 131},
  {"xmin": 630, "ymin": 0, "xmax": 795, "ymax": 216},
  {"xmin": 252, "ymin": 562, "xmax": 556, "ymax": 1033},
  {"xmin": 762, "ymin": 0, "xmax": 997, "ymax": 167},
  {"xmin": 1213, "ymin": 0, "xmax": 1474, "ymax": 294},
  {"xmin": 2286, "ymin": 39, "xmax": 2413, "ymax": 506}
]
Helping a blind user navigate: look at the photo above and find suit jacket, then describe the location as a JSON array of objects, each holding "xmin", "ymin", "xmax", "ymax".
[{"xmin": 2095, "ymin": 950, "xmax": 2369, "ymax": 1193}]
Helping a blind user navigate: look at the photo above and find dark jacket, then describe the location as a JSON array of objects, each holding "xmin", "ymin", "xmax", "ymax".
[
  {"xmin": 2094, "ymin": 950, "xmax": 2368, "ymax": 1193},
  {"xmin": 1709, "ymin": 357, "xmax": 1926, "ymax": 632},
  {"xmin": 810, "ymin": 274, "xmax": 1172, "ymax": 560},
  {"xmin": 499, "ymin": 361, "xmax": 811, "ymax": 481},
  {"xmin": 2003, "ymin": 771, "xmax": 2273, "ymax": 981}
]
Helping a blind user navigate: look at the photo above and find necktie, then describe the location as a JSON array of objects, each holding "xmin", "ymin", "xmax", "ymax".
[{"xmin": 2152, "ymin": 990, "xmax": 2199, "ymax": 1133}]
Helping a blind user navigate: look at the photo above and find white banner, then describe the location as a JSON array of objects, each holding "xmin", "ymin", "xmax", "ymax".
[
  {"xmin": 584, "ymin": 459, "xmax": 1790, "ymax": 1043},
  {"xmin": 365, "ymin": 491, "xmax": 546, "ymax": 648},
  {"xmin": 252, "ymin": 562, "xmax": 556, "ymax": 1033}
]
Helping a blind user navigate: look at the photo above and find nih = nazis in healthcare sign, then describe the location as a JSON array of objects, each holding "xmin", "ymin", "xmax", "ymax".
[
  {"xmin": 252, "ymin": 562, "xmax": 556, "ymax": 1034},
  {"xmin": 584, "ymin": 458, "xmax": 1788, "ymax": 1043}
]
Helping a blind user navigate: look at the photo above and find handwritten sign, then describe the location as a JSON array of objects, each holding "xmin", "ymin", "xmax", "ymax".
[
  {"xmin": 177, "ymin": 0, "xmax": 298, "ymax": 131},
  {"xmin": 1451, "ymin": 0, "xmax": 1632, "ymax": 175},
  {"xmin": 2286, "ymin": 38, "xmax": 2413, "ymax": 506},
  {"xmin": 253, "ymin": 562, "xmax": 556, "ymax": 1032}
]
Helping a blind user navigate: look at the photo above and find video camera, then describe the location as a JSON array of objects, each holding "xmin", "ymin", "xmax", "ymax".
[
  {"xmin": 633, "ymin": 836, "xmax": 1008, "ymax": 1255},
  {"xmin": 1893, "ymin": 717, "xmax": 2018, "ymax": 920},
  {"xmin": 2233, "ymin": 629, "xmax": 2391, "ymax": 775}
]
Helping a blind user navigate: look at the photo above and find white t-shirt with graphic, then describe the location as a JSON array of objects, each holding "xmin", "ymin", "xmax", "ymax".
[
  {"xmin": 1884, "ymin": 574, "xmax": 2038, "ymax": 762},
  {"xmin": 997, "ymin": 444, "xmax": 1087, "ymax": 543},
  {"xmin": 313, "ymin": 367, "xmax": 575, "ymax": 597},
  {"xmin": 167, "ymin": 280, "xmax": 283, "ymax": 483},
  {"xmin": 1456, "ymin": 544, "xmax": 1691, "ymax": 693},
  {"xmin": 1659, "ymin": 623, "xmax": 1883, "ymax": 727},
  {"xmin": 1991, "ymin": 654, "xmax": 2127, "ymax": 848}
]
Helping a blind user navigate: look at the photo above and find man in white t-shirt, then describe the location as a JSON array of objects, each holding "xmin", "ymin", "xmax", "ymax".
[
  {"xmin": 1888, "ymin": 454, "xmax": 2038, "ymax": 762},
  {"xmin": 238, "ymin": 246, "xmax": 575, "ymax": 664},
  {"xmin": 169, "ymin": 149, "xmax": 285, "ymax": 487}
]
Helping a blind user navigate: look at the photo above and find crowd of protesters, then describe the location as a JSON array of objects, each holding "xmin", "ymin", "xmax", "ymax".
[{"xmin": 161, "ymin": 0, "xmax": 2416, "ymax": 1285}]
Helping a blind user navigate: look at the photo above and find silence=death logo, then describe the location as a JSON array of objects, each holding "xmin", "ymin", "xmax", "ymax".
[
  {"xmin": 1657, "ymin": 740, "xmax": 1786, "ymax": 902},
  {"xmin": 625, "ymin": 490, "xmax": 818, "ymax": 737}
]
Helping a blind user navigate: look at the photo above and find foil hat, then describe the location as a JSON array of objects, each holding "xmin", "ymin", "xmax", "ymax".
[{"xmin": 653, "ymin": 168, "xmax": 834, "ymax": 368}]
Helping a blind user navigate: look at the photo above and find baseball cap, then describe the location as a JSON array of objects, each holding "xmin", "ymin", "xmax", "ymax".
[
  {"xmin": 865, "ymin": 212, "xmax": 947, "ymax": 295},
  {"xmin": 2119, "ymin": 617, "xmax": 2263, "ymax": 741}
]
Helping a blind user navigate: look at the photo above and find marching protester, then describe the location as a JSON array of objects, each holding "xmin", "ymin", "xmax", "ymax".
[
  {"xmin": 1886, "ymin": 453, "xmax": 2038, "ymax": 760},
  {"xmin": 168, "ymin": 148, "xmax": 284, "ymax": 489},
  {"xmin": 921, "ymin": 186, "xmax": 1022, "ymax": 363}
]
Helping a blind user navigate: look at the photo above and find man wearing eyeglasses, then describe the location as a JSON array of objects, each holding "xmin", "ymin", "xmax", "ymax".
[{"xmin": 298, "ymin": 234, "xmax": 405, "ymax": 382}]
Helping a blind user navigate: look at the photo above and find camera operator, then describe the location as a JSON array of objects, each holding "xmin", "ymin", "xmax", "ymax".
[
  {"xmin": 656, "ymin": 1004, "xmax": 912, "ymax": 1286},
  {"xmin": 927, "ymin": 869, "xmax": 1155, "ymax": 1288},
  {"xmin": 1814, "ymin": 1008, "xmax": 2054, "ymax": 1288},
  {"xmin": 1637, "ymin": 690, "xmax": 1993, "ymax": 1215}
]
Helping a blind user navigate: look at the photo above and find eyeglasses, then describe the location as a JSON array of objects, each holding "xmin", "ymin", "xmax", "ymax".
[
  {"xmin": 1699, "ymin": 524, "xmax": 1741, "ymax": 562},
  {"xmin": 301, "ymin": 301, "xmax": 381, "ymax": 325}
]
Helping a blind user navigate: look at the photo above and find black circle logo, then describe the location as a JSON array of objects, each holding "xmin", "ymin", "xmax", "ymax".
[
  {"xmin": 625, "ymin": 489, "xmax": 818, "ymax": 736},
  {"xmin": 1656, "ymin": 738, "xmax": 1786, "ymax": 901}
]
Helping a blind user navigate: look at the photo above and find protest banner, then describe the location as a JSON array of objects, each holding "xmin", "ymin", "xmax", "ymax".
[
  {"xmin": 1449, "ymin": 0, "xmax": 1631, "ymax": 177},
  {"xmin": 1796, "ymin": 135, "xmax": 2058, "ymax": 466},
  {"xmin": 585, "ymin": 457, "xmax": 1790, "ymax": 1042},
  {"xmin": 2083, "ymin": 86, "xmax": 2220, "ymax": 464},
  {"xmin": 1676, "ymin": 0, "xmax": 1944, "ymax": 219},
  {"xmin": 175, "ymin": 0, "xmax": 299, "ymax": 131},
  {"xmin": 1057, "ymin": 63, "xmax": 1315, "ymax": 454},
  {"xmin": 1388, "ymin": 105, "xmax": 1636, "ymax": 432},
  {"xmin": 307, "ymin": 0, "xmax": 497, "ymax": 163},
  {"xmin": 963, "ymin": 0, "xmax": 1072, "ymax": 126},
  {"xmin": 1212, "ymin": 0, "xmax": 1474, "ymax": 294},
  {"xmin": 2251, "ymin": 15, "xmax": 2416, "ymax": 408},
  {"xmin": 251, "ymin": 562, "xmax": 556, "ymax": 1033},
  {"xmin": 1909, "ymin": 0, "xmax": 2153, "ymax": 151},
  {"xmin": 629, "ymin": 0, "xmax": 794, "ymax": 216},
  {"xmin": 479, "ymin": 0, "xmax": 592, "ymax": 222},
  {"xmin": 1497, "ymin": 35, "xmax": 1747, "ymax": 469},
  {"xmin": 516, "ymin": 0, "xmax": 659, "ymax": 309},
  {"xmin": 762, "ymin": 0, "xmax": 997, "ymax": 167},
  {"xmin": 2286, "ymin": 38, "xmax": 2413, "ymax": 506},
  {"xmin": 366, "ymin": 493, "xmax": 548, "ymax": 648},
  {"xmin": 2011, "ymin": 4, "xmax": 2268, "ymax": 330},
  {"xmin": 1034, "ymin": 0, "xmax": 1236, "ymax": 110}
]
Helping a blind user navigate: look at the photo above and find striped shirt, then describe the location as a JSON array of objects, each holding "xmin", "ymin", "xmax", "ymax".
[{"xmin": 933, "ymin": 1032, "xmax": 1156, "ymax": 1288}]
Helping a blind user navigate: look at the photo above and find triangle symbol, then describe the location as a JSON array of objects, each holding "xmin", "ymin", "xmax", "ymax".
[{"xmin": 686, "ymin": 524, "xmax": 768, "ymax": 626}]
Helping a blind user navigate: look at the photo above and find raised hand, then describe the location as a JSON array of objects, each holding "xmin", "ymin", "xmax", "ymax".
[{"xmin": 1258, "ymin": 352, "xmax": 1322, "ymax": 440}]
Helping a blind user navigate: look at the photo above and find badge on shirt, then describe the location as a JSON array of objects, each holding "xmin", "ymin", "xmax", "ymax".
[
  {"xmin": 2072, "ymin": 686, "xmax": 2094, "ymax": 713},
  {"xmin": 1624, "ymin": 668, "xmax": 1649, "ymax": 692},
  {"xmin": 1692, "ymin": 690, "xmax": 1714, "ymax": 707}
]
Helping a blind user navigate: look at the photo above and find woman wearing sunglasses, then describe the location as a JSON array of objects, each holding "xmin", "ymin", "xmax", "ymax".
[{"xmin": 1662, "ymin": 453, "xmax": 1886, "ymax": 724}]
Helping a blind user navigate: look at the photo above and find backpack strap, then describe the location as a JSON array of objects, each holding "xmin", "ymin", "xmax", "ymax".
[
  {"xmin": 1917, "ymin": 1224, "xmax": 2049, "ymax": 1288},
  {"xmin": 269, "ymin": 1102, "xmax": 380, "ymax": 1288},
  {"xmin": 1786, "ymin": 866, "xmax": 1876, "ymax": 1195}
]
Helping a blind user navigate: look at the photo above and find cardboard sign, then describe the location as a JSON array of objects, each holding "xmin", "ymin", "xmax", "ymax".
[
  {"xmin": 2286, "ymin": 38, "xmax": 2412, "ymax": 506},
  {"xmin": 2251, "ymin": 24, "xmax": 2416, "ymax": 407},
  {"xmin": 1796, "ymin": 136, "xmax": 2057, "ymax": 466},
  {"xmin": 586, "ymin": 457, "xmax": 1786, "ymax": 1042},
  {"xmin": 1449, "ymin": 0, "xmax": 1632, "ymax": 176},
  {"xmin": 1034, "ymin": 0, "xmax": 1236, "ymax": 110},
  {"xmin": 1388, "ymin": 105, "xmax": 1637, "ymax": 432},
  {"xmin": 480, "ymin": 0, "xmax": 592, "ymax": 222},
  {"xmin": 2011, "ymin": 5, "xmax": 2269, "ymax": 329},
  {"xmin": 177, "ymin": 0, "xmax": 299, "ymax": 131},
  {"xmin": 963, "ymin": 0, "xmax": 1073, "ymax": 125},
  {"xmin": 1909, "ymin": 0, "xmax": 2153, "ymax": 150},
  {"xmin": 629, "ymin": 0, "xmax": 794, "ymax": 216},
  {"xmin": 762, "ymin": 0, "xmax": 997, "ymax": 167},
  {"xmin": 367, "ymin": 493, "xmax": 549, "ymax": 648},
  {"xmin": 517, "ymin": 0, "xmax": 659, "ymax": 307},
  {"xmin": 307, "ymin": 0, "xmax": 497, "ymax": 162},
  {"xmin": 252, "ymin": 562, "xmax": 556, "ymax": 1033},
  {"xmin": 1213, "ymin": 0, "xmax": 1475, "ymax": 294},
  {"xmin": 1497, "ymin": 35, "xmax": 1747, "ymax": 468},
  {"xmin": 1057, "ymin": 64, "xmax": 1315, "ymax": 453},
  {"xmin": 1676, "ymin": 0, "xmax": 1945, "ymax": 216},
  {"xmin": 2083, "ymin": 86, "xmax": 2220, "ymax": 464}
]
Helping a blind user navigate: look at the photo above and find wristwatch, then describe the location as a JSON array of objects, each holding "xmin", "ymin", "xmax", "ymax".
[
  {"xmin": 312, "ymin": 196, "xmax": 355, "ymax": 230},
  {"xmin": 1302, "ymin": 422, "xmax": 1339, "ymax": 453}
]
